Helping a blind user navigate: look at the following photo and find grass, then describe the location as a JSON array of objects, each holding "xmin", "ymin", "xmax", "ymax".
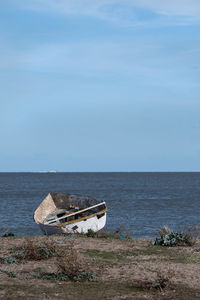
[
  {"xmin": 55, "ymin": 243, "xmax": 97, "ymax": 282},
  {"xmin": 13, "ymin": 238, "xmax": 62, "ymax": 261},
  {"xmin": 84, "ymin": 241, "xmax": 200, "ymax": 266},
  {"xmin": 1, "ymin": 238, "xmax": 97, "ymax": 283},
  {"xmin": 1, "ymin": 278, "xmax": 200, "ymax": 300},
  {"xmin": 0, "ymin": 281, "xmax": 145, "ymax": 300},
  {"xmin": 1, "ymin": 235, "xmax": 200, "ymax": 299},
  {"xmin": 33, "ymin": 270, "xmax": 97, "ymax": 282},
  {"xmin": 85, "ymin": 249, "xmax": 123, "ymax": 260},
  {"xmin": 77, "ymin": 228, "xmax": 131, "ymax": 240},
  {"xmin": 0, "ymin": 238, "xmax": 64, "ymax": 266},
  {"xmin": 119, "ymin": 243, "xmax": 200, "ymax": 264}
]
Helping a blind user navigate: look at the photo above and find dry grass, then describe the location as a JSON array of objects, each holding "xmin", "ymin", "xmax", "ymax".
[
  {"xmin": 158, "ymin": 225, "xmax": 172, "ymax": 237},
  {"xmin": 1, "ymin": 236, "xmax": 200, "ymax": 299},
  {"xmin": 184, "ymin": 225, "xmax": 200, "ymax": 244},
  {"xmin": 78, "ymin": 227, "xmax": 131, "ymax": 240},
  {"xmin": 132, "ymin": 268, "xmax": 175, "ymax": 292},
  {"xmin": 13, "ymin": 238, "xmax": 62, "ymax": 261},
  {"xmin": 55, "ymin": 241, "xmax": 96, "ymax": 281},
  {"xmin": 56, "ymin": 241, "xmax": 84, "ymax": 277}
]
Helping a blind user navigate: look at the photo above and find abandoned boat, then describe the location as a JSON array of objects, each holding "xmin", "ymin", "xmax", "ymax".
[{"xmin": 34, "ymin": 193, "xmax": 107, "ymax": 235}]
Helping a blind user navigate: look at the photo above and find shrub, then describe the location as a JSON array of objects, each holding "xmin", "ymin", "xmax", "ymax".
[
  {"xmin": 97, "ymin": 227, "xmax": 131, "ymax": 239},
  {"xmin": 2, "ymin": 232, "xmax": 15, "ymax": 237},
  {"xmin": 13, "ymin": 238, "xmax": 62, "ymax": 261},
  {"xmin": 97, "ymin": 231, "xmax": 121, "ymax": 239},
  {"xmin": 153, "ymin": 225, "xmax": 199, "ymax": 247},
  {"xmin": 86, "ymin": 229, "xmax": 98, "ymax": 238},
  {"xmin": 151, "ymin": 270, "xmax": 175, "ymax": 291},
  {"xmin": 56, "ymin": 241, "xmax": 97, "ymax": 282},
  {"xmin": 1, "ymin": 228, "xmax": 15, "ymax": 237},
  {"xmin": 56, "ymin": 246, "xmax": 82, "ymax": 279},
  {"xmin": 184, "ymin": 225, "xmax": 200, "ymax": 244},
  {"xmin": 132, "ymin": 269, "xmax": 175, "ymax": 292},
  {"xmin": 154, "ymin": 232, "xmax": 190, "ymax": 246},
  {"xmin": 76, "ymin": 225, "xmax": 132, "ymax": 240},
  {"xmin": 5, "ymin": 270, "xmax": 18, "ymax": 278}
]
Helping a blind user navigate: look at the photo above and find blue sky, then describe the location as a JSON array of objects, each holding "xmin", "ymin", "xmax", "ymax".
[{"xmin": 0, "ymin": 0, "xmax": 200, "ymax": 171}]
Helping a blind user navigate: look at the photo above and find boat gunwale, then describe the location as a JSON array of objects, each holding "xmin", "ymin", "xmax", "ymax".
[
  {"xmin": 56, "ymin": 208, "xmax": 107, "ymax": 227},
  {"xmin": 43, "ymin": 201, "xmax": 107, "ymax": 225}
]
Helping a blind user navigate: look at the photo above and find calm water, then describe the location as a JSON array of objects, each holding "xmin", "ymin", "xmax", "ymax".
[{"xmin": 0, "ymin": 172, "xmax": 200, "ymax": 238}]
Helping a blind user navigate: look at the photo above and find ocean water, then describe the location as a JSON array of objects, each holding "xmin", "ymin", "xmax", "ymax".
[{"xmin": 0, "ymin": 172, "xmax": 200, "ymax": 238}]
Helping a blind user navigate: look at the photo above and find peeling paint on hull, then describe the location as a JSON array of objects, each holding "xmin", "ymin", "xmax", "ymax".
[{"xmin": 34, "ymin": 193, "xmax": 107, "ymax": 236}]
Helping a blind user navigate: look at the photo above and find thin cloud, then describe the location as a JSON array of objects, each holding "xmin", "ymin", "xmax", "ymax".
[
  {"xmin": 128, "ymin": 0, "xmax": 200, "ymax": 18},
  {"xmin": 11, "ymin": 0, "xmax": 200, "ymax": 26},
  {"xmin": 2, "ymin": 40, "xmax": 198, "ymax": 90}
]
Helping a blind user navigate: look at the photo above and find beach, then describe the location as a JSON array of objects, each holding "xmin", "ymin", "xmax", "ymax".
[{"xmin": 0, "ymin": 235, "xmax": 200, "ymax": 299}]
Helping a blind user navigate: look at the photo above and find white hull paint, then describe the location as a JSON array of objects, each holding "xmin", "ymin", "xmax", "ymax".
[{"xmin": 38, "ymin": 213, "xmax": 107, "ymax": 235}]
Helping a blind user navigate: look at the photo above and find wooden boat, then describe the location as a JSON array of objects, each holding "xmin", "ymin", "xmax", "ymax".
[{"xmin": 34, "ymin": 193, "xmax": 107, "ymax": 235}]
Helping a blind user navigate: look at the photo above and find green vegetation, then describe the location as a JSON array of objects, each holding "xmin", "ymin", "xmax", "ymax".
[
  {"xmin": 1, "ymin": 231, "xmax": 200, "ymax": 299},
  {"xmin": 85, "ymin": 249, "xmax": 122, "ymax": 260},
  {"xmin": 131, "ymin": 269, "xmax": 175, "ymax": 292},
  {"xmin": 13, "ymin": 239, "xmax": 63, "ymax": 260},
  {"xmin": 153, "ymin": 225, "xmax": 200, "ymax": 247},
  {"xmin": 153, "ymin": 231, "xmax": 194, "ymax": 247},
  {"xmin": 78, "ymin": 228, "xmax": 131, "ymax": 240}
]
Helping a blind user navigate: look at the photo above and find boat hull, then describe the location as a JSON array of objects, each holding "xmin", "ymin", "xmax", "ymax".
[{"xmin": 38, "ymin": 213, "xmax": 106, "ymax": 235}]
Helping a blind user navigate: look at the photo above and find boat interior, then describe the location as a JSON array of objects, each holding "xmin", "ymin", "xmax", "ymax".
[{"xmin": 44, "ymin": 202, "xmax": 107, "ymax": 226}]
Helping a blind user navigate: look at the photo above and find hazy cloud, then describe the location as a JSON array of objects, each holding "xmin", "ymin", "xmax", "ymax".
[
  {"xmin": 11, "ymin": 0, "xmax": 200, "ymax": 25},
  {"xmin": 0, "ymin": 39, "xmax": 198, "ymax": 92}
]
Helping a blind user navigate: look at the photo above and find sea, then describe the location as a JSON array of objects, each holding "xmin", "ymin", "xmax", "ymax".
[{"xmin": 0, "ymin": 172, "xmax": 200, "ymax": 238}]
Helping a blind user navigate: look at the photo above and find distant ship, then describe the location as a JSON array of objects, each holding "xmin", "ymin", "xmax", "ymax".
[
  {"xmin": 34, "ymin": 193, "xmax": 107, "ymax": 235},
  {"xmin": 48, "ymin": 170, "xmax": 57, "ymax": 173}
]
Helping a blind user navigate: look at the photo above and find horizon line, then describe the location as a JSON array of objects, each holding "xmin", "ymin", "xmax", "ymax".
[{"xmin": 0, "ymin": 171, "xmax": 200, "ymax": 173}]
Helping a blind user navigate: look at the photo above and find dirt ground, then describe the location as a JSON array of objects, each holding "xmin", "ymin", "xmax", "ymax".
[{"xmin": 0, "ymin": 235, "xmax": 200, "ymax": 299}]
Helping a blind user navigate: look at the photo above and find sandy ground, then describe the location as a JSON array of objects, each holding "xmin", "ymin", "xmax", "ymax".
[{"xmin": 0, "ymin": 235, "xmax": 200, "ymax": 299}]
